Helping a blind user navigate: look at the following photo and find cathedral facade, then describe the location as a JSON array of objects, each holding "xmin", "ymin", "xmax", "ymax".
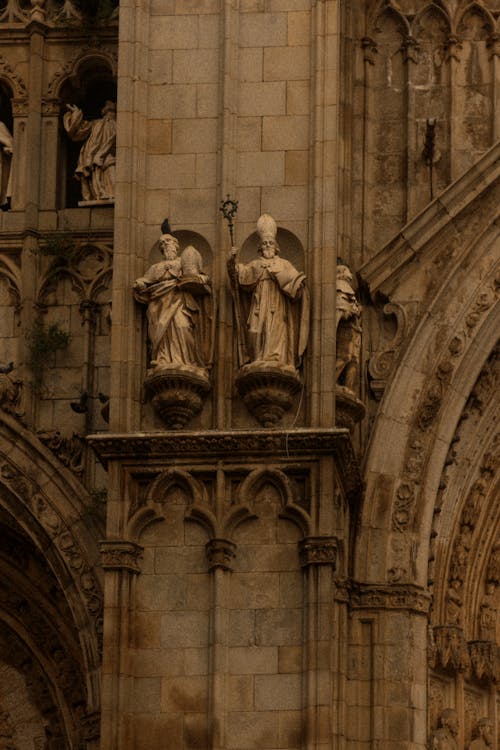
[{"xmin": 0, "ymin": 0, "xmax": 498, "ymax": 748}]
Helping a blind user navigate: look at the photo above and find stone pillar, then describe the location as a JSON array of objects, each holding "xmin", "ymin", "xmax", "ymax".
[
  {"xmin": 10, "ymin": 98, "xmax": 28, "ymax": 212},
  {"xmin": 99, "ymin": 539, "xmax": 143, "ymax": 750},
  {"xmin": 348, "ymin": 585, "xmax": 430, "ymax": 750},
  {"xmin": 40, "ymin": 97, "xmax": 62, "ymax": 210}
]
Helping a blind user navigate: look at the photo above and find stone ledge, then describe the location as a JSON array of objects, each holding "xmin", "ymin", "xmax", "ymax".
[{"xmin": 87, "ymin": 427, "xmax": 362, "ymax": 500}]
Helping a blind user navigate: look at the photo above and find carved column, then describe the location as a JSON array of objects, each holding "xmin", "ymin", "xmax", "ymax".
[
  {"xmin": 10, "ymin": 98, "xmax": 28, "ymax": 211},
  {"xmin": 99, "ymin": 539, "xmax": 143, "ymax": 750},
  {"xmin": 300, "ymin": 537, "xmax": 339, "ymax": 750},
  {"xmin": 40, "ymin": 97, "xmax": 62, "ymax": 210},
  {"xmin": 206, "ymin": 538, "xmax": 236, "ymax": 750}
]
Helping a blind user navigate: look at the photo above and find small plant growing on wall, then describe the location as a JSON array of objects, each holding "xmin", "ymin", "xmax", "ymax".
[
  {"xmin": 26, "ymin": 320, "xmax": 71, "ymax": 391},
  {"xmin": 33, "ymin": 233, "xmax": 77, "ymax": 264}
]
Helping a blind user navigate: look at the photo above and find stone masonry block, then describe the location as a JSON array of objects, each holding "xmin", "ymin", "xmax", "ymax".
[
  {"xmin": 240, "ymin": 13, "xmax": 287, "ymax": 47},
  {"xmin": 228, "ymin": 610, "xmax": 256, "ymax": 646},
  {"xmin": 254, "ymin": 673, "xmax": 302, "ymax": 710},
  {"xmin": 239, "ymin": 82, "xmax": 286, "ymax": 116},
  {"xmin": 173, "ymin": 49, "xmax": 219, "ymax": 83},
  {"xmin": 147, "ymin": 155, "xmax": 196, "ymax": 189},
  {"xmin": 172, "ymin": 118, "xmax": 217, "ymax": 154},
  {"xmin": 286, "ymin": 81, "xmax": 310, "ymax": 115},
  {"xmin": 288, "ymin": 11, "xmax": 311, "ymax": 45},
  {"xmin": 240, "ymin": 48, "xmax": 264, "ymax": 81},
  {"xmin": 237, "ymin": 117, "xmax": 263, "ymax": 152},
  {"xmin": 227, "ymin": 674, "xmax": 255, "ymax": 711},
  {"xmin": 160, "ymin": 611, "xmax": 209, "ymax": 648},
  {"xmin": 137, "ymin": 574, "xmax": 187, "ymax": 611},
  {"xmin": 263, "ymin": 46, "xmax": 310, "ymax": 81},
  {"xmin": 228, "ymin": 646, "xmax": 278, "ymax": 674},
  {"xmin": 230, "ymin": 572, "xmax": 280, "ymax": 609},
  {"xmin": 262, "ymin": 115, "xmax": 309, "ymax": 151},
  {"xmin": 161, "ymin": 676, "xmax": 208, "ymax": 713},
  {"xmin": 238, "ymin": 151, "xmax": 284, "ymax": 187},
  {"xmin": 132, "ymin": 677, "xmax": 161, "ymax": 713},
  {"xmin": 255, "ymin": 608, "xmax": 302, "ymax": 646},
  {"xmin": 285, "ymin": 150, "xmax": 309, "ymax": 185},
  {"xmin": 226, "ymin": 711, "xmax": 279, "ymax": 749},
  {"xmin": 134, "ymin": 648, "xmax": 184, "ymax": 678},
  {"xmin": 150, "ymin": 15, "xmax": 199, "ymax": 49},
  {"xmin": 278, "ymin": 645, "xmax": 302, "ymax": 673}
]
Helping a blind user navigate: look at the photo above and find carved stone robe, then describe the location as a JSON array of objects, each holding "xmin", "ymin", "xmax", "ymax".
[
  {"xmin": 63, "ymin": 108, "xmax": 116, "ymax": 201},
  {"xmin": 236, "ymin": 255, "xmax": 308, "ymax": 369},
  {"xmin": 134, "ymin": 258, "xmax": 208, "ymax": 370}
]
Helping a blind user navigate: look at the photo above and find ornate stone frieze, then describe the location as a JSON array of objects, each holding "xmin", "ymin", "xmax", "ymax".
[
  {"xmin": 100, "ymin": 540, "xmax": 143, "ymax": 573},
  {"xmin": 205, "ymin": 538, "xmax": 236, "ymax": 571},
  {"xmin": 299, "ymin": 536, "xmax": 337, "ymax": 567},
  {"xmin": 88, "ymin": 428, "xmax": 362, "ymax": 501},
  {"xmin": 0, "ymin": 455, "xmax": 103, "ymax": 641},
  {"xmin": 350, "ymin": 583, "xmax": 431, "ymax": 614},
  {"xmin": 392, "ymin": 280, "xmax": 499, "ymax": 532}
]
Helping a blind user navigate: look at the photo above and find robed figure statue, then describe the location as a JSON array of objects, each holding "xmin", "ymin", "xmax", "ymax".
[
  {"xmin": 133, "ymin": 233, "xmax": 212, "ymax": 374},
  {"xmin": 228, "ymin": 213, "xmax": 309, "ymax": 373},
  {"xmin": 227, "ymin": 213, "xmax": 309, "ymax": 426},
  {"xmin": 63, "ymin": 100, "xmax": 116, "ymax": 203}
]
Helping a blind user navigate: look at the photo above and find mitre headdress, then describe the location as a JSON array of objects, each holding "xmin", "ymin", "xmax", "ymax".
[{"xmin": 256, "ymin": 213, "xmax": 277, "ymax": 242}]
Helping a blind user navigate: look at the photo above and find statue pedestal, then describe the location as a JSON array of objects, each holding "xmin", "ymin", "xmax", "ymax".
[
  {"xmin": 78, "ymin": 199, "xmax": 114, "ymax": 207},
  {"xmin": 335, "ymin": 385, "xmax": 365, "ymax": 431},
  {"xmin": 144, "ymin": 366, "xmax": 211, "ymax": 429},
  {"xmin": 235, "ymin": 363, "xmax": 302, "ymax": 427}
]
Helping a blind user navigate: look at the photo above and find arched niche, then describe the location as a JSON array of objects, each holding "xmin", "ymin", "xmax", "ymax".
[{"xmin": 57, "ymin": 58, "xmax": 117, "ymax": 208}]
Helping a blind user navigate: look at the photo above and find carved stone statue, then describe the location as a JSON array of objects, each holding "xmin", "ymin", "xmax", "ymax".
[
  {"xmin": 430, "ymin": 708, "xmax": 459, "ymax": 750},
  {"xmin": 478, "ymin": 582, "xmax": 497, "ymax": 640},
  {"xmin": 63, "ymin": 100, "xmax": 116, "ymax": 203},
  {"xmin": 134, "ymin": 230, "xmax": 213, "ymax": 428},
  {"xmin": 227, "ymin": 214, "xmax": 309, "ymax": 426},
  {"xmin": 336, "ymin": 263, "xmax": 361, "ymax": 391},
  {"xmin": 468, "ymin": 718, "xmax": 493, "ymax": 750},
  {"xmin": 0, "ymin": 120, "xmax": 13, "ymax": 210},
  {"xmin": 228, "ymin": 213, "xmax": 309, "ymax": 372},
  {"xmin": 134, "ymin": 233, "xmax": 211, "ymax": 373}
]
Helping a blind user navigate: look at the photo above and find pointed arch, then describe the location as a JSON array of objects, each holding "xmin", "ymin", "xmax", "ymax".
[
  {"xmin": 238, "ymin": 467, "xmax": 310, "ymax": 535},
  {"xmin": 456, "ymin": 3, "xmax": 495, "ymax": 38}
]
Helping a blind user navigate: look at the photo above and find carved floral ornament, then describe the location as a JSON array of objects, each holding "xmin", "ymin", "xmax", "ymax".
[
  {"xmin": 392, "ymin": 274, "xmax": 500, "ymax": 534},
  {"xmin": 0, "ymin": 450, "xmax": 103, "ymax": 653}
]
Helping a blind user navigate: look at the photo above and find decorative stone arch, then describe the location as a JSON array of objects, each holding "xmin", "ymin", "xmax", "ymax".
[
  {"xmin": 0, "ymin": 412, "xmax": 102, "ymax": 716},
  {"xmin": 0, "ymin": 55, "xmax": 26, "ymax": 100},
  {"xmin": 238, "ymin": 466, "xmax": 310, "ymax": 536},
  {"xmin": 456, "ymin": 2, "xmax": 495, "ymax": 36},
  {"xmin": 357, "ymin": 140, "xmax": 500, "ymax": 586},
  {"xmin": 47, "ymin": 46, "xmax": 117, "ymax": 100}
]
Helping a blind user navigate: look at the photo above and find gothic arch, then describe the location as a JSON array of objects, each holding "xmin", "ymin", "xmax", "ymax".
[
  {"xmin": 0, "ymin": 412, "xmax": 102, "ymax": 715},
  {"xmin": 47, "ymin": 46, "xmax": 117, "ymax": 99},
  {"xmin": 357, "ymin": 141, "xmax": 500, "ymax": 587}
]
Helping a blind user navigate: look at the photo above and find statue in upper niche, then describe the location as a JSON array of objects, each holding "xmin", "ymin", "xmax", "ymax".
[
  {"xmin": 63, "ymin": 100, "xmax": 116, "ymax": 203},
  {"xmin": 335, "ymin": 262, "xmax": 361, "ymax": 392},
  {"xmin": 133, "ymin": 232, "xmax": 212, "ymax": 373},
  {"xmin": 227, "ymin": 213, "xmax": 309, "ymax": 372},
  {"xmin": 0, "ymin": 120, "xmax": 13, "ymax": 210},
  {"xmin": 468, "ymin": 718, "xmax": 494, "ymax": 750},
  {"xmin": 430, "ymin": 709, "xmax": 459, "ymax": 750}
]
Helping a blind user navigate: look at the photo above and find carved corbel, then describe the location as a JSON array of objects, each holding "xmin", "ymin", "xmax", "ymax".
[
  {"xmin": 402, "ymin": 35, "xmax": 420, "ymax": 64},
  {"xmin": 100, "ymin": 540, "xmax": 143, "ymax": 574},
  {"xmin": 205, "ymin": 538, "xmax": 237, "ymax": 571},
  {"xmin": 361, "ymin": 36, "xmax": 378, "ymax": 65},
  {"xmin": 299, "ymin": 536, "xmax": 337, "ymax": 567},
  {"xmin": 444, "ymin": 35, "xmax": 462, "ymax": 62}
]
